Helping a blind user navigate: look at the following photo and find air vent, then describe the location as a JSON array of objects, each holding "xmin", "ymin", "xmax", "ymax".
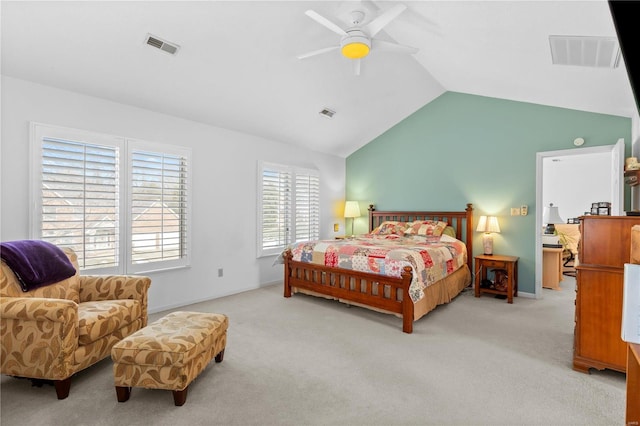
[
  {"xmin": 145, "ymin": 34, "xmax": 179, "ymax": 55},
  {"xmin": 319, "ymin": 108, "xmax": 336, "ymax": 118},
  {"xmin": 549, "ymin": 35, "xmax": 620, "ymax": 68}
]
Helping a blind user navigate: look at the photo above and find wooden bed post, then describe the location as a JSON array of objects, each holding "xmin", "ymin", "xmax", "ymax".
[
  {"xmin": 284, "ymin": 249, "xmax": 292, "ymax": 298},
  {"xmin": 368, "ymin": 204, "xmax": 375, "ymax": 232},
  {"xmin": 401, "ymin": 266, "xmax": 414, "ymax": 334},
  {"xmin": 465, "ymin": 203, "xmax": 474, "ymax": 272}
]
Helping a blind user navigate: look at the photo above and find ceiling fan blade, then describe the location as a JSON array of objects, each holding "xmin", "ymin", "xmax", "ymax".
[
  {"xmin": 353, "ymin": 58, "xmax": 361, "ymax": 76},
  {"xmin": 365, "ymin": 4, "xmax": 407, "ymax": 37},
  {"xmin": 296, "ymin": 45, "xmax": 339, "ymax": 60},
  {"xmin": 305, "ymin": 10, "xmax": 347, "ymax": 36},
  {"xmin": 372, "ymin": 39, "xmax": 418, "ymax": 55}
]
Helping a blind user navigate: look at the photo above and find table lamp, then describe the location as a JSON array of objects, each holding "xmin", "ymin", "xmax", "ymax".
[
  {"xmin": 344, "ymin": 201, "xmax": 361, "ymax": 237},
  {"xmin": 477, "ymin": 215, "xmax": 500, "ymax": 255},
  {"xmin": 543, "ymin": 203, "xmax": 564, "ymax": 234}
]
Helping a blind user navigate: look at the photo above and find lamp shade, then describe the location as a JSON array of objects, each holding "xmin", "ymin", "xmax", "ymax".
[
  {"xmin": 344, "ymin": 201, "xmax": 361, "ymax": 218},
  {"xmin": 476, "ymin": 216, "xmax": 501, "ymax": 233},
  {"xmin": 543, "ymin": 203, "xmax": 564, "ymax": 224}
]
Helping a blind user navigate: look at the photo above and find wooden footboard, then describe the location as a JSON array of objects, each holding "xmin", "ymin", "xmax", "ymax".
[{"xmin": 284, "ymin": 250, "xmax": 415, "ymax": 333}]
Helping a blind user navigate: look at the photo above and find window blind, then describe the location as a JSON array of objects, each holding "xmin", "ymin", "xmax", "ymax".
[
  {"xmin": 257, "ymin": 162, "xmax": 320, "ymax": 257},
  {"xmin": 260, "ymin": 167, "xmax": 292, "ymax": 253},
  {"xmin": 130, "ymin": 150, "xmax": 188, "ymax": 265},
  {"xmin": 294, "ymin": 173, "xmax": 320, "ymax": 242},
  {"xmin": 40, "ymin": 137, "xmax": 119, "ymax": 270}
]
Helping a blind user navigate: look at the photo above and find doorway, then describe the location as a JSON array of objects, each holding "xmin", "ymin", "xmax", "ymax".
[{"xmin": 534, "ymin": 139, "xmax": 624, "ymax": 298}]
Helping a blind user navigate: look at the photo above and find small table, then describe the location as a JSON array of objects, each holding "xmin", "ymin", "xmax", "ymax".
[
  {"xmin": 474, "ymin": 254, "xmax": 519, "ymax": 303},
  {"xmin": 542, "ymin": 247, "xmax": 563, "ymax": 290}
]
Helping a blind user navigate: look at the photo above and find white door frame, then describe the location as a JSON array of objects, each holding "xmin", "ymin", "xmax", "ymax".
[{"xmin": 534, "ymin": 139, "xmax": 624, "ymax": 298}]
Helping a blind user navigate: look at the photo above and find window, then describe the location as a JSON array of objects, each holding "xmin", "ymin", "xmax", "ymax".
[
  {"xmin": 127, "ymin": 140, "xmax": 190, "ymax": 273},
  {"xmin": 257, "ymin": 162, "xmax": 320, "ymax": 257},
  {"xmin": 31, "ymin": 123, "xmax": 191, "ymax": 274}
]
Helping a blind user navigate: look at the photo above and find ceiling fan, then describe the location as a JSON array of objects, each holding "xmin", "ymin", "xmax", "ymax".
[{"xmin": 297, "ymin": 3, "xmax": 418, "ymax": 75}]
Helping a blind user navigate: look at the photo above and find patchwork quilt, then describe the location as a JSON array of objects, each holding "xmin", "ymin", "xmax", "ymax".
[{"xmin": 288, "ymin": 234, "xmax": 467, "ymax": 303}]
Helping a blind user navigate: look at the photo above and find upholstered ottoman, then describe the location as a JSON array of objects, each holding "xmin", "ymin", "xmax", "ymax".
[{"xmin": 111, "ymin": 311, "xmax": 228, "ymax": 406}]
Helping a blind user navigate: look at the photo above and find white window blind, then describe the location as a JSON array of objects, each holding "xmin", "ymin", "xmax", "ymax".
[
  {"xmin": 40, "ymin": 136, "xmax": 120, "ymax": 270},
  {"xmin": 294, "ymin": 173, "xmax": 320, "ymax": 242},
  {"xmin": 130, "ymin": 149, "xmax": 188, "ymax": 266},
  {"xmin": 31, "ymin": 123, "xmax": 191, "ymax": 274},
  {"xmin": 257, "ymin": 162, "xmax": 319, "ymax": 257}
]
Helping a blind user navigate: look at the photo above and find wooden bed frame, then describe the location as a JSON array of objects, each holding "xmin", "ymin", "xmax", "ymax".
[{"xmin": 283, "ymin": 204, "xmax": 474, "ymax": 333}]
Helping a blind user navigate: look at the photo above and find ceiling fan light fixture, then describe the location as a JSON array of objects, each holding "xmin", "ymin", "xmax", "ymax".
[
  {"xmin": 341, "ymin": 42, "xmax": 370, "ymax": 59},
  {"xmin": 340, "ymin": 30, "xmax": 371, "ymax": 59}
]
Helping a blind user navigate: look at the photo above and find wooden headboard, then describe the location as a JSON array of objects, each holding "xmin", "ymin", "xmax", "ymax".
[{"xmin": 368, "ymin": 204, "xmax": 474, "ymax": 270}]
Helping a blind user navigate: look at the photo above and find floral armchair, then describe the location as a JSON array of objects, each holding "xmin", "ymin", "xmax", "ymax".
[{"xmin": 0, "ymin": 244, "xmax": 151, "ymax": 399}]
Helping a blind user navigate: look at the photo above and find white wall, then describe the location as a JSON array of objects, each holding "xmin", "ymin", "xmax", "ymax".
[
  {"xmin": 0, "ymin": 76, "xmax": 346, "ymax": 312},
  {"xmin": 542, "ymin": 151, "xmax": 612, "ymax": 221}
]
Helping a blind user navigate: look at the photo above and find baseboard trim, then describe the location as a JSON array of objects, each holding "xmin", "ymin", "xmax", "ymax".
[{"xmin": 149, "ymin": 281, "xmax": 282, "ymax": 315}]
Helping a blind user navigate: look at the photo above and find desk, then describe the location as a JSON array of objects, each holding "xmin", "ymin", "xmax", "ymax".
[
  {"xmin": 543, "ymin": 247, "xmax": 563, "ymax": 290},
  {"xmin": 474, "ymin": 254, "xmax": 519, "ymax": 304},
  {"xmin": 628, "ymin": 343, "xmax": 640, "ymax": 425}
]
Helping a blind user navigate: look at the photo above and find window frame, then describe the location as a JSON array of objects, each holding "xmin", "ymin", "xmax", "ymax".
[
  {"xmin": 30, "ymin": 122, "xmax": 192, "ymax": 274},
  {"xmin": 126, "ymin": 138, "xmax": 192, "ymax": 274}
]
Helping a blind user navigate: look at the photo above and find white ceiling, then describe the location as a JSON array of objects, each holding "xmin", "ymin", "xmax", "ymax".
[{"xmin": 1, "ymin": 1, "xmax": 635, "ymax": 158}]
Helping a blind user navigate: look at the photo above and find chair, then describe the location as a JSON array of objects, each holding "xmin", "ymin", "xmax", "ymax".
[
  {"xmin": 1, "ymin": 243, "xmax": 151, "ymax": 399},
  {"xmin": 554, "ymin": 224, "xmax": 580, "ymax": 277}
]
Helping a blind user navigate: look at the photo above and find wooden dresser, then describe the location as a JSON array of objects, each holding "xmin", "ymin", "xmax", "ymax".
[{"xmin": 573, "ymin": 215, "xmax": 640, "ymax": 374}]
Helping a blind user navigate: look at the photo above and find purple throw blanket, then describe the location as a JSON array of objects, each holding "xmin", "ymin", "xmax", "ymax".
[{"xmin": 0, "ymin": 240, "xmax": 76, "ymax": 292}]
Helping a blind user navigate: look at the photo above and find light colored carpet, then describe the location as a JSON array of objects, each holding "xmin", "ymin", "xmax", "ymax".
[{"xmin": 0, "ymin": 277, "xmax": 626, "ymax": 425}]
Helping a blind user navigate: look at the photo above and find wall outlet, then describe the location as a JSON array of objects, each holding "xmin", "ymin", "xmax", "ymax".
[
  {"xmin": 333, "ymin": 223, "xmax": 339, "ymax": 232},
  {"xmin": 218, "ymin": 268, "xmax": 223, "ymax": 278},
  {"xmin": 511, "ymin": 207, "xmax": 520, "ymax": 216},
  {"xmin": 521, "ymin": 205, "xmax": 528, "ymax": 216}
]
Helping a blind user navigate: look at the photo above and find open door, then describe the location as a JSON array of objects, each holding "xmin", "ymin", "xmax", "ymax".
[{"xmin": 535, "ymin": 141, "xmax": 625, "ymax": 298}]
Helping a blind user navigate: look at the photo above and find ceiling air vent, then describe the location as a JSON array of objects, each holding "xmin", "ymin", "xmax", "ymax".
[
  {"xmin": 549, "ymin": 35, "xmax": 620, "ymax": 68},
  {"xmin": 319, "ymin": 108, "xmax": 336, "ymax": 118},
  {"xmin": 145, "ymin": 34, "xmax": 180, "ymax": 55}
]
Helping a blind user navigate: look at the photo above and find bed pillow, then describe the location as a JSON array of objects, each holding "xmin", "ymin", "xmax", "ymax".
[
  {"xmin": 371, "ymin": 221, "xmax": 409, "ymax": 235},
  {"xmin": 442, "ymin": 226, "xmax": 456, "ymax": 238},
  {"xmin": 404, "ymin": 220, "xmax": 448, "ymax": 237}
]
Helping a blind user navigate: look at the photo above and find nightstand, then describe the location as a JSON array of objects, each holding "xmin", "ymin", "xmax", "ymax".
[{"xmin": 474, "ymin": 254, "xmax": 519, "ymax": 303}]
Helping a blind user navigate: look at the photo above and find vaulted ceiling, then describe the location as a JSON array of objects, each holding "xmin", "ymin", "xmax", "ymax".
[{"xmin": 1, "ymin": 1, "xmax": 635, "ymax": 157}]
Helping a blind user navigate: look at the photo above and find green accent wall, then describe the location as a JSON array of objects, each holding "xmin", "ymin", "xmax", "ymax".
[{"xmin": 346, "ymin": 92, "xmax": 632, "ymax": 295}]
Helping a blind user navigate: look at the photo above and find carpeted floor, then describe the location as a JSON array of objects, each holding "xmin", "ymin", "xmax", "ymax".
[{"xmin": 0, "ymin": 276, "xmax": 626, "ymax": 425}]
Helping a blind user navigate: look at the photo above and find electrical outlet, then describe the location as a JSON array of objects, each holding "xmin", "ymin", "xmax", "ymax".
[
  {"xmin": 333, "ymin": 223, "xmax": 339, "ymax": 232},
  {"xmin": 218, "ymin": 268, "xmax": 223, "ymax": 278},
  {"xmin": 521, "ymin": 205, "xmax": 528, "ymax": 216},
  {"xmin": 511, "ymin": 207, "xmax": 520, "ymax": 216}
]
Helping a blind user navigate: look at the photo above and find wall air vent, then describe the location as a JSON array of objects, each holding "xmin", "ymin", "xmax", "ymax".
[
  {"xmin": 549, "ymin": 35, "xmax": 620, "ymax": 68},
  {"xmin": 145, "ymin": 34, "xmax": 180, "ymax": 55},
  {"xmin": 319, "ymin": 108, "xmax": 336, "ymax": 118}
]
